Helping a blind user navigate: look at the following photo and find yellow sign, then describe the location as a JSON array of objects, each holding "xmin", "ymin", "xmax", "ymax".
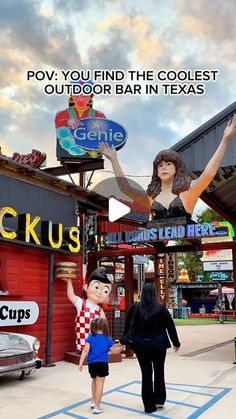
[{"xmin": 0, "ymin": 206, "xmax": 80, "ymax": 253}]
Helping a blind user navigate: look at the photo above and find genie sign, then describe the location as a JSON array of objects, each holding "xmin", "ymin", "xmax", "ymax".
[
  {"xmin": 74, "ymin": 118, "xmax": 126, "ymax": 150},
  {"xmin": 56, "ymin": 117, "xmax": 127, "ymax": 159}
]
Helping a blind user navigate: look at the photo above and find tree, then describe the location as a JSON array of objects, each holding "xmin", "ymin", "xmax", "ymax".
[
  {"xmin": 177, "ymin": 251, "xmax": 203, "ymax": 281},
  {"xmin": 196, "ymin": 208, "xmax": 223, "ymax": 224},
  {"xmin": 177, "ymin": 208, "xmax": 224, "ymax": 281}
]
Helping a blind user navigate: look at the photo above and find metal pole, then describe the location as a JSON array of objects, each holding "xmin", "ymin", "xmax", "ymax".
[
  {"xmin": 218, "ymin": 282, "xmax": 224, "ymax": 324},
  {"xmin": 124, "ymin": 255, "xmax": 134, "ymax": 358},
  {"xmin": 45, "ymin": 252, "xmax": 56, "ymax": 367},
  {"xmin": 233, "ymin": 337, "xmax": 236, "ymax": 365},
  {"xmin": 137, "ymin": 263, "xmax": 144, "ymax": 298},
  {"xmin": 232, "ymin": 248, "xmax": 236, "ymax": 310}
]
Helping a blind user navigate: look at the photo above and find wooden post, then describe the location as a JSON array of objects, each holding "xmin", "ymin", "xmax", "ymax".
[
  {"xmin": 233, "ymin": 248, "xmax": 236, "ymax": 310},
  {"xmin": 124, "ymin": 255, "xmax": 134, "ymax": 357},
  {"xmin": 154, "ymin": 254, "xmax": 160, "ymax": 300},
  {"xmin": 87, "ymin": 251, "xmax": 98, "ymax": 279},
  {"xmin": 154, "ymin": 253, "xmax": 167, "ymax": 304}
]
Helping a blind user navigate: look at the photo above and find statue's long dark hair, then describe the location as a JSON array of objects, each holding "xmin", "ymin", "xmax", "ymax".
[{"xmin": 146, "ymin": 149, "xmax": 192, "ymax": 198}]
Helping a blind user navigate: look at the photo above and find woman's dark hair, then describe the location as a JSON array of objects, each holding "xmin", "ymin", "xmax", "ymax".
[
  {"xmin": 90, "ymin": 318, "xmax": 109, "ymax": 336},
  {"xmin": 146, "ymin": 149, "xmax": 192, "ymax": 198},
  {"xmin": 139, "ymin": 282, "xmax": 161, "ymax": 323}
]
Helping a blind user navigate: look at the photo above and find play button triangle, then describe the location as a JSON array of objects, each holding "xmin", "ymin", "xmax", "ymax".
[{"xmin": 108, "ymin": 197, "xmax": 131, "ymax": 222}]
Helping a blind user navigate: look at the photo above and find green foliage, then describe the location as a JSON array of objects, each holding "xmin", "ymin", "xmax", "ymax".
[
  {"xmin": 196, "ymin": 208, "xmax": 223, "ymax": 224},
  {"xmin": 175, "ymin": 208, "xmax": 229, "ymax": 281},
  {"xmin": 178, "ymin": 251, "xmax": 203, "ymax": 280},
  {"xmin": 174, "ymin": 318, "xmax": 236, "ymax": 325},
  {"xmin": 174, "ymin": 319, "xmax": 220, "ymax": 326},
  {"xmin": 177, "ymin": 208, "xmax": 225, "ymax": 280}
]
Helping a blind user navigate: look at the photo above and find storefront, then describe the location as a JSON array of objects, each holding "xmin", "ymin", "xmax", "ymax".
[
  {"xmin": 174, "ymin": 283, "xmax": 218, "ymax": 315},
  {"xmin": 0, "ymin": 154, "xmax": 106, "ymax": 363},
  {"xmin": 1, "ymin": 101, "xmax": 236, "ymax": 364}
]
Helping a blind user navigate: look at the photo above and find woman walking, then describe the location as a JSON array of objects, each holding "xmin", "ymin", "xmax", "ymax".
[{"xmin": 122, "ymin": 282, "xmax": 180, "ymax": 414}]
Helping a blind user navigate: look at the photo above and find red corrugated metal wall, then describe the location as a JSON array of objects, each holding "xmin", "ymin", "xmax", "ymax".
[
  {"xmin": 0, "ymin": 242, "xmax": 83, "ymax": 362},
  {"xmin": 100, "ymin": 221, "xmax": 136, "ymax": 233}
]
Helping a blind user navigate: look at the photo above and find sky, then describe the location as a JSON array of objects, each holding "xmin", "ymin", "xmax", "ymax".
[{"xmin": 1, "ymin": 0, "xmax": 236, "ymax": 216}]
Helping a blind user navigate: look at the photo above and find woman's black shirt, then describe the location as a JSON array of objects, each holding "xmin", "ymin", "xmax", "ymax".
[{"xmin": 123, "ymin": 303, "xmax": 181, "ymax": 349}]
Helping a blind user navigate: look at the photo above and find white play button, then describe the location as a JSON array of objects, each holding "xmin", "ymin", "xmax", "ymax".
[{"xmin": 108, "ymin": 197, "xmax": 131, "ymax": 222}]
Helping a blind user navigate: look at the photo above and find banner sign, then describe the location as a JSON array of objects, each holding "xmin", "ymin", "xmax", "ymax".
[
  {"xmin": 0, "ymin": 149, "xmax": 46, "ymax": 169},
  {"xmin": 156, "ymin": 254, "xmax": 167, "ymax": 302},
  {"xmin": 0, "ymin": 206, "xmax": 80, "ymax": 253},
  {"xmin": 56, "ymin": 117, "xmax": 127, "ymax": 159},
  {"xmin": 203, "ymin": 261, "xmax": 233, "ymax": 271},
  {"xmin": 106, "ymin": 222, "xmax": 231, "ymax": 245},
  {"xmin": 0, "ymin": 301, "xmax": 39, "ymax": 326},
  {"xmin": 165, "ymin": 253, "xmax": 177, "ymax": 283},
  {"xmin": 132, "ymin": 255, "xmax": 149, "ymax": 264},
  {"xmin": 210, "ymin": 272, "xmax": 231, "ymax": 281}
]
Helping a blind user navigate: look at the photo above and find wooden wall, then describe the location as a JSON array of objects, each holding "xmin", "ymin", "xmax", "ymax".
[{"xmin": 0, "ymin": 242, "xmax": 83, "ymax": 362}]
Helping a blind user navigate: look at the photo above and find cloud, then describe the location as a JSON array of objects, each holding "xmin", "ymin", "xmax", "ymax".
[
  {"xmin": 0, "ymin": 0, "xmax": 81, "ymax": 69},
  {"xmin": 97, "ymin": 13, "xmax": 163, "ymax": 66},
  {"xmin": 0, "ymin": 0, "xmax": 235, "ymax": 182},
  {"xmin": 54, "ymin": 0, "xmax": 92, "ymax": 11},
  {"xmin": 86, "ymin": 29, "xmax": 131, "ymax": 70},
  {"xmin": 176, "ymin": 0, "xmax": 236, "ymax": 42}
]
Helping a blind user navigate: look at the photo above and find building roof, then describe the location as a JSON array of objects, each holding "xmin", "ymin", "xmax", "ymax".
[
  {"xmin": 2, "ymin": 101, "xmax": 235, "ymax": 228},
  {"xmin": 171, "ymin": 101, "xmax": 236, "ymax": 226},
  {"xmin": 0, "ymin": 155, "xmax": 108, "ymax": 214}
]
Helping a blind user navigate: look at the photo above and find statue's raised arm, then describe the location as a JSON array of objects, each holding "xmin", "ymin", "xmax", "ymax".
[
  {"xmin": 99, "ymin": 142, "xmax": 150, "ymax": 209},
  {"xmin": 186, "ymin": 113, "xmax": 236, "ymax": 210},
  {"xmin": 100, "ymin": 114, "xmax": 236, "ymax": 221}
]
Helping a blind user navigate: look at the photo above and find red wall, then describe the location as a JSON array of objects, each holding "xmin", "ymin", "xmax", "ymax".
[
  {"xmin": 100, "ymin": 221, "xmax": 136, "ymax": 233},
  {"xmin": 0, "ymin": 242, "xmax": 83, "ymax": 362}
]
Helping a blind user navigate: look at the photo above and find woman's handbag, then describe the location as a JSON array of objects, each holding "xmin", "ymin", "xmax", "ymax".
[{"xmin": 120, "ymin": 303, "xmax": 138, "ymax": 346}]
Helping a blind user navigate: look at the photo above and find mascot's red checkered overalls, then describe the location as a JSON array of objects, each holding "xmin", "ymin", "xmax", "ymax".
[
  {"xmin": 63, "ymin": 267, "xmax": 112, "ymax": 354},
  {"xmin": 74, "ymin": 298, "xmax": 102, "ymax": 353}
]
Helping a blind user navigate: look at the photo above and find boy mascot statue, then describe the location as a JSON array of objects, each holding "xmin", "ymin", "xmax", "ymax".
[{"xmin": 62, "ymin": 267, "xmax": 112, "ymax": 353}]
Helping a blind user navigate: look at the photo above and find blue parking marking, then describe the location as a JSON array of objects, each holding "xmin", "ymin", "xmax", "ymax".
[
  {"xmin": 38, "ymin": 381, "xmax": 232, "ymax": 419},
  {"xmin": 63, "ymin": 413, "xmax": 88, "ymax": 418},
  {"xmin": 187, "ymin": 387, "xmax": 231, "ymax": 419},
  {"xmin": 101, "ymin": 401, "xmax": 169, "ymax": 418}
]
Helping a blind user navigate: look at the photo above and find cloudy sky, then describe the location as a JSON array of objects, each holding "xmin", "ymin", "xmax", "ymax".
[{"xmin": 1, "ymin": 0, "xmax": 236, "ymax": 215}]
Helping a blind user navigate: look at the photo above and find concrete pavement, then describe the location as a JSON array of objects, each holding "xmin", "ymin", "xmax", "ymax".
[{"xmin": 0, "ymin": 323, "xmax": 235, "ymax": 418}]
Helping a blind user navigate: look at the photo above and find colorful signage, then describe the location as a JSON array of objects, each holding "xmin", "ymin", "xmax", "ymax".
[
  {"xmin": 210, "ymin": 272, "xmax": 231, "ymax": 281},
  {"xmin": 156, "ymin": 254, "xmax": 167, "ymax": 302},
  {"xmin": 165, "ymin": 253, "xmax": 177, "ymax": 283},
  {"xmin": 0, "ymin": 301, "xmax": 39, "ymax": 326},
  {"xmin": 56, "ymin": 117, "xmax": 127, "ymax": 159},
  {"xmin": 106, "ymin": 222, "xmax": 230, "ymax": 245},
  {"xmin": 132, "ymin": 255, "xmax": 149, "ymax": 264},
  {"xmin": 0, "ymin": 149, "xmax": 46, "ymax": 169},
  {"xmin": 0, "ymin": 206, "xmax": 80, "ymax": 253},
  {"xmin": 203, "ymin": 261, "xmax": 233, "ymax": 271},
  {"xmin": 210, "ymin": 221, "xmax": 235, "ymax": 238},
  {"xmin": 201, "ymin": 249, "xmax": 233, "ymax": 262}
]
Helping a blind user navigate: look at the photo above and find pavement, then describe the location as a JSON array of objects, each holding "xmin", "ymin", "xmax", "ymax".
[{"xmin": 0, "ymin": 323, "xmax": 236, "ymax": 419}]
